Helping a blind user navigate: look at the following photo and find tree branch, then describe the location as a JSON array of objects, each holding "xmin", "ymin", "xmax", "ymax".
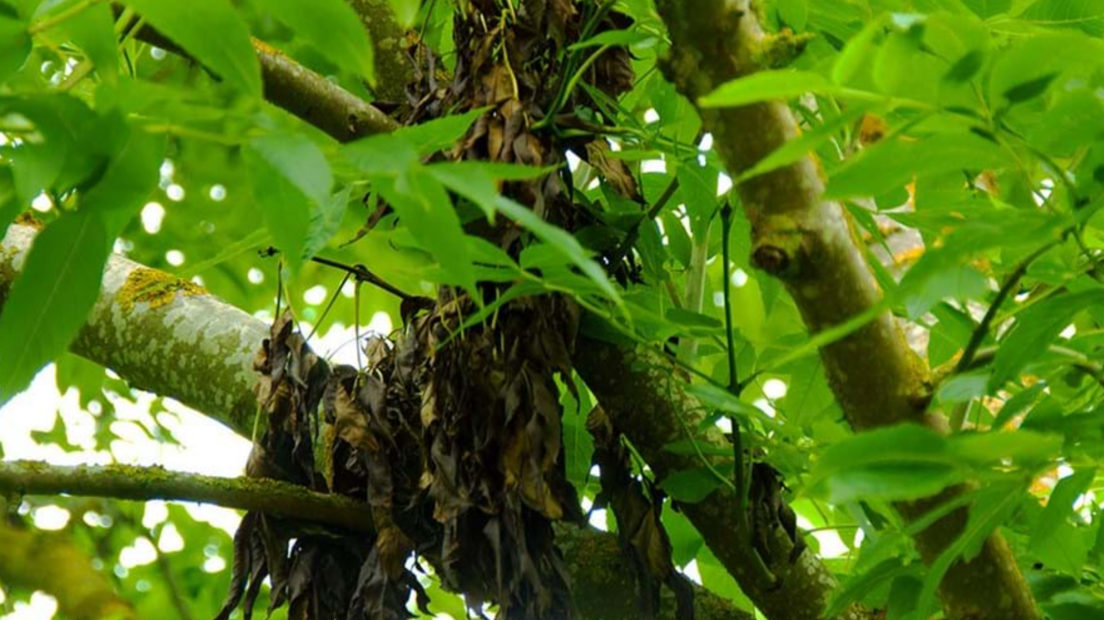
[
  {"xmin": 654, "ymin": 2, "xmax": 1041, "ymax": 619},
  {"xmin": 575, "ymin": 339, "xmax": 870, "ymax": 620},
  {"xmin": 127, "ymin": 25, "xmax": 399, "ymax": 141},
  {"xmin": 0, "ymin": 461, "xmax": 373, "ymax": 532},
  {"xmin": 0, "ymin": 459, "xmax": 750, "ymax": 620}
]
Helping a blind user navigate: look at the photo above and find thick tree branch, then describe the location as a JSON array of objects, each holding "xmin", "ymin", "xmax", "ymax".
[
  {"xmin": 345, "ymin": 0, "xmax": 413, "ymax": 103},
  {"xmin": 0, "ymin": 461, "xmax": 373, "ymax": 532},
  {"xmin": 1, "ymin": 224, "xmax": 267, "ymax": 439},
  {"xmin": 575, "ymin": 340, "xmax": 870, "ymax": 620},
  {"xmin": 0, "ymin": 459, "xmax": 750, "ymax": 620},
  {"xmin": 0, "ymin": 518, "xmax": 140, "ymax": 620},
  {"xmin": 128, "ymin": 26, "xmax": 400, "ymax": 141},
  {"xmin": 654, "ymin": 2, "xmax": 1040, "ymax": 619}
]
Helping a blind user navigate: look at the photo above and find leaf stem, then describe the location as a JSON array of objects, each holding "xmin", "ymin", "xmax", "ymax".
[{"xmin": 28, "ymin": 0, "xmax": 102, "ymax": 35}]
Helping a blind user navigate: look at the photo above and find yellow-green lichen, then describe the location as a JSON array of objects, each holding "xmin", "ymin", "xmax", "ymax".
[
  {"xmin": 752, "ymin": 30, "xmax": 816, "ymax": 70},
  {"xmin": 117, "ymin": 268, "xmax": 205, "ymax": 313}
]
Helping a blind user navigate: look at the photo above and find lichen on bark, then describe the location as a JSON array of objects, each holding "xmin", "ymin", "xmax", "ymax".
[{"xmin": 117, "ymin": 267, "xmax": 205, "ymax": 313}]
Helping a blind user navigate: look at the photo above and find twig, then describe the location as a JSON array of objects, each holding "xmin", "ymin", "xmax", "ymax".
[
  {"xmin": 309, "ymin": 255, "xmax": 419, "ymax": 302},
  {"xmin": 955, "ymin": 241, "xmax": 1059, "ymax": 374},
  {"xmin": 954, "ymin": 344, "xmax": 1104, "ymax": 389},
  {"xmin": 607, "ymin": 177, "xmax": 680, "ymax": 265},
  {"xmin": 0, "ymin": 461, "xmax": 374, "ymax": 533}
]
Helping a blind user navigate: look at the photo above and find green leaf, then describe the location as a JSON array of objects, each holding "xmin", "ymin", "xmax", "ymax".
[
  {"xmin": 778, "ymin": 359, "xmax": 834, "ymax": 428},
  {"xmin": 1031, "ymin": 469, "xmax": 1095, "ymax": 555},
  {"xmin": 937, "ymin": 372, "xmax": 989, "ymax": 404},
  {"xmin": 735, "ymin": 107, "xmax": 867, "ymax": 184},
  {"xmin": 916, "ymin": 483, "xmax": 1023, "ymax": 616},
  {"xmin": 60, "ymin": 3, "xmax": 118, "ymax": 83},
  {"xmin": 253, "ymin": 0, "xmax": 375, "ymax": 84},
  {"xmin": 394, "ymin": 107, "xmax": 488, "ymax": 156},
  {"xmin": 962, "ymin": 0, "xmax": 1012, "ymax": 18},
  {"xmin": 245, "ymin": 133, "xmax": 333, "ymax": 270},
  {"xmin": 662, "ymin": 508, "xmax": 705, "ymax": 567},
  {"xmin": 808, "ymin": 425, "xmax": 962, "ymax": 503},
  {"xmin": 825, "ymin": 559, "xmax": 912, "ymax": 618},
  {"xmin": 246, "ymin": 153, "xmax": 311, "ymax": 272},
  {"xmin": 949, "ymin": 430, "xmax": 1063, "ymax": 466},
  {"xmin": 1, "ymin": 95, "xmax": 110, "ymax": 207},
  {"xmin": 303, "ymin": 186, "xmax": 352, "ymax": 262},
  {"xmin": 569, "ymin": 28, "xmax": 654, "ymax": 49},
  {"xmin": 379, "ymin": 170, "xmax": 476, "ymax": 297},
  {"xmin": 494, "ymin": 196, "xmax": 622, "ymax": 305},
  {"xmin": 777, "ymin": 0, "xmax": 809, "ymax": 30},
  {"xmin": 685, "ymin": 383, "xmax": 763, "ymax": 420},
  {"xmin": 944, "ymin": 49, "xmax": 985, "ymax": 83},
  {"xmin": 385, "ymin": 0, "xmax": 419, "ymax": 28},
  {"xmin": 427, "ymin": 160, "xmax": 549, "ymax": 220},
  {"xmin": 0, "ymin": 13, "xmax": 29, "ymax": 83},
  {"xmin": 1020, "ymin": 0, "xmax": 1104, "ymax": 36},
  {"xmin": 249, "ymin": 134, "xmax": 333, "ymax": 206},
  {"xmin": 905, "ymin": 263, "xmax": 989, "ymax": 320},
  {"xmin": 341, "ymin": 134, "xmax": 419, "ymax": 176},
  {"xmin": 30, "ymin": 410, "xmax": 81, "ymax": 451},
  {"xmin": 990, "ymin": 289, "xmax": 1104, "ymax": 390},
  {"xmin": 658, "ymin": 467, "xmax": 725, "ymax": 503},
  {"xmin": 929, "ymin": 303, "xmax": 975, "ymax": 368},
  {"xmin": 700, "ymin": 70, "xmax": 837, "ymax": 108},
  {"xmin": 1003, "ymin": 73, "xmax": 1059, "ymax": 104},
  {"xmin": 0, "ymin": 127, "xmax": 162, "ymax": 402},
  {"xmin": 826, "ymin": 133, "xmax": 1007, "ymax": 199},
  {"xmin": 991, "ymin": 383, "xmax": 1045, "ymax": 430},
  {"xmin": 0, "ymin": 210, "xmax": 108, "ymax": 402},
  {"xmin": 119, "ymin": 0, "xmax": 262, "ymax": 95},
  {"xmin": 0, "ymin": 166, "xmax": 17, "ymax": 240}
]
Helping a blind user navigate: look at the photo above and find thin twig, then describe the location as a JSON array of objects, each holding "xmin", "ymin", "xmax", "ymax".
[
  {"xmin": 310, "ymin": 255, "xmax": 418, "ymax": 302},
  {"xmin": 607, "ymin": 177, "xmax": 680, "ymax": 266},
  {"xmin": 955, "ymin": 241, "xmax": 1059, "ymax": 374}
]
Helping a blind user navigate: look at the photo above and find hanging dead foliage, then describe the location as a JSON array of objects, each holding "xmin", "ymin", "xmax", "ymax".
[
  {"xmin": 217, "ymin": 2, "xmax": 656, "ymax": 619},
  {"xmin": 588, "ymin": 406, "xmax": 695, "ymax": 620}
]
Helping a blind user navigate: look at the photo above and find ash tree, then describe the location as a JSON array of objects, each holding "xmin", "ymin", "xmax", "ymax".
[{"xmin": 0, "ymin": 1, "xmax": 1103, "ymax": 620}]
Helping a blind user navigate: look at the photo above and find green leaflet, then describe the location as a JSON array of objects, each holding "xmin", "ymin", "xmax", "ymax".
[
  {"xmin": 990, "ymin": 289, "xmax": 1104, "ymax": 390},
  {"xmin": 699, "ymin": 70, "xmax": 838, "ymax": 108},
  {"xmin": 119, "ymin": 0, "xmax": 261, "ymax": 95},
  {"xmin": 253, "ymin": 0, "xmax": 375, "ymax": 84},
  {"xmin": 826, "ymin": 132, "xmax": 1008, "ymax": 200},
  {"xmin": 0, "ymin": 127, "xmax": 164, "ymax": 402},
  {"xmin": 59, "ymin": 3, "xmax": 118, "ymax": 83},
  {"xmin": 245, "ymin": 133, "xmax": 334, "ymax": 272},
  {"xmin": 0, "ymin": 11, "xmax": 29, "ymax": 83}
]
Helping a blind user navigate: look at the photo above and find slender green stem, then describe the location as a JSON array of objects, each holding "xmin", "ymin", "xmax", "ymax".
[{"xmin": 28, "ymin": 0, "xmax": 102, "ymax": 35}]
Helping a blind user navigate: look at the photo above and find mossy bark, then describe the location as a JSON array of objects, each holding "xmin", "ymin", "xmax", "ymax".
[{"xmin": 654, "ymin": 2, "xmax": 1041, "ymax": 619}]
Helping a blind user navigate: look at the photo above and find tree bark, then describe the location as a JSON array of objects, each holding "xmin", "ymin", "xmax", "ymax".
[
  {"xmin": 654, "ymin": 2, "xmax": 1040, "ymax": 619},
  {"xmin": 0, "ymin": 461, "xmax": 373, "ymax": 532}
]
